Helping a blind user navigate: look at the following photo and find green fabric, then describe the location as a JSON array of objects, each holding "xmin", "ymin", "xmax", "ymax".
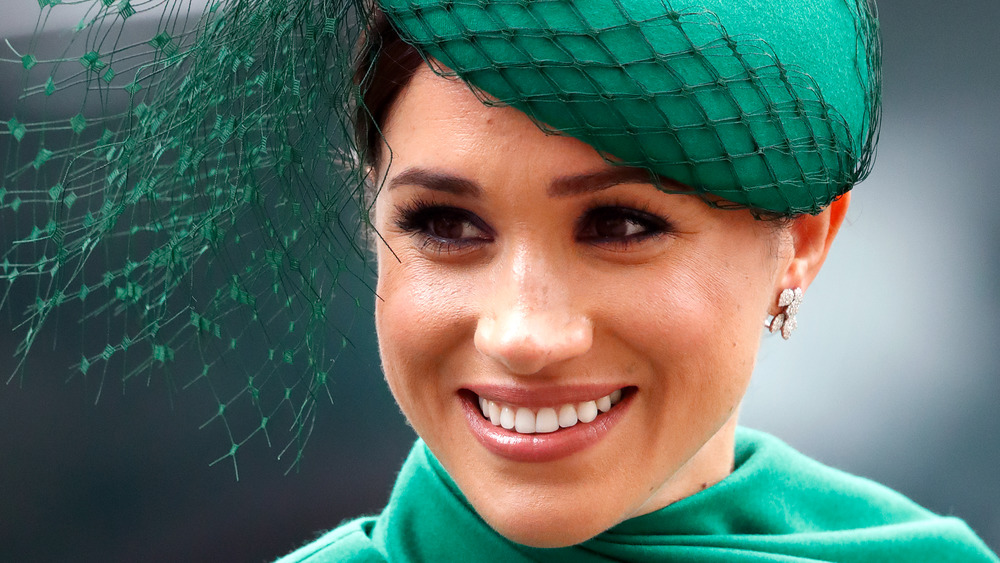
[
  {"xmin": 378, "ymin": 0, "xmax": 880, "ymax": 215},
  {"xmin": 276, "ymin": 428, "xmax": 997, "ymax": 562}
]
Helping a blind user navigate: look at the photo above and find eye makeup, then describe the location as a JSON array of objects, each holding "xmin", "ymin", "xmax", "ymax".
[
  {"xmin": 576, "ymin": 205, "xmax": 674, "ymax": 249},
  {"xmin": 390, "ymin": 193, "xmax": 677, "ymax": 255},
  {"xmin": 393, "ymin": 197, "xmax": 493, "ymax": 254}
]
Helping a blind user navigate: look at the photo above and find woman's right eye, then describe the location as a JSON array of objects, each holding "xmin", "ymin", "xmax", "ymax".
[{"xmin": 394, "ymin": 204, "xmax": 492, "ymax": 252}]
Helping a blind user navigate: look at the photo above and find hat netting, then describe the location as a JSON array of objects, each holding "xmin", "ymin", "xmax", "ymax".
[
  {"xmin": 2, "ymin": 0, "xmax": 377, "ymax": 474},
  {"xmin": 380, "ymin": 0, "xmax": 880, "ymax": 215},
  {"xmin": 1, "ymin": 0, "xmax": 879, "ymax": 470}
]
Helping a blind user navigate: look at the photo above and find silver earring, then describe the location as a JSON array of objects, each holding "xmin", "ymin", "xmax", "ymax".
[{"xmin": 768, "ymin": 287, "xmax": 803, "ymax": 340}]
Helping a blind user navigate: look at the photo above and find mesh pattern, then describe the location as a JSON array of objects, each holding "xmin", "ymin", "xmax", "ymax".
[
  {"xmin": 380, "ymin": 0, "xmax": 881, "ymax": 215},
  {"xmin": 2, "ymin": 0, "xmax": 374, "ymax": 474}
]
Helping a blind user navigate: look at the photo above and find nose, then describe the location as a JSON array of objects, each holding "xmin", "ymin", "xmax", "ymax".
[{"xmin": 474, "ymin": 246, "xmax": 593, "ymax": 375}]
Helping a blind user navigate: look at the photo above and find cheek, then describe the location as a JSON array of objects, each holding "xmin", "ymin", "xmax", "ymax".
[
  {"xmin": 604, "ymin": 251, "xmax": 774, "ymax": 407},
  {"xmin": 609, "ymin": 253, "xmax": 769, "ymax": 343},
  {"xmin": 374, "ymin": 253, "xmax": 474, "ymax": 406}
]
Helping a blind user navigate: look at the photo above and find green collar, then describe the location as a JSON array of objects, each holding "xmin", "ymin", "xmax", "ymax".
[{"xmin": 364, "ymin": 428, "xmax": 995, "ymax": 561}]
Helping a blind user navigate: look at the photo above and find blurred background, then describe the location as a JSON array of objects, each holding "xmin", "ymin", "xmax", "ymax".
[{"xmin": 1, "ymin": 0, "xmax": 997, "ymax": 561}]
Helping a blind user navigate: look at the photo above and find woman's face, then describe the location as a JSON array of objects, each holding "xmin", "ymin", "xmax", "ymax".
[{"xmin": 373, "ymin": 66, "xmax": 794, "ymax": 547}]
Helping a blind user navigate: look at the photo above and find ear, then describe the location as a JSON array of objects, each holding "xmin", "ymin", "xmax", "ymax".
[{"xmin": 779, "ymin": 192, "xmax": 850, "ymax": 293}]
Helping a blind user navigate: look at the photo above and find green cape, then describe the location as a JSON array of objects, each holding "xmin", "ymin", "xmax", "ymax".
[{"xmin": 276, "ymin": 428, "xmax": 997, "ymax": 562}]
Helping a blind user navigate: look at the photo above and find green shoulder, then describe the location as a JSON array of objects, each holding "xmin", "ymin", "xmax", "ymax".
[{"xmin": 273, "ymin": 517, "xmax": 386, "ymax": 563}]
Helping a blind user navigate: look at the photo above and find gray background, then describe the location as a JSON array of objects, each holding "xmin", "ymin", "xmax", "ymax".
[{"xmin": 1, "ymin": 0, "xmax": 997, "ymax": 561}]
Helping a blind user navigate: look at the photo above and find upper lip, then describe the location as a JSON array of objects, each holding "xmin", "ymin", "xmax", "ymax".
[{"xmin": 462, "ymin": 383, "xmax": 630, "ymax": 407}]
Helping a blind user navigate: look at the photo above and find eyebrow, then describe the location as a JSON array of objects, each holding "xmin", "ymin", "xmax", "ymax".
[
  {"xmin": 386, "ymin": 166, "xmax": 675, "ymax": 197},
  {"xmin": 547, "ymin": 167, "xmax": 662, "ymax": 197},
  {"xmin": 387, "ymin": 168, "xmax": 482, "ymax": 196}
]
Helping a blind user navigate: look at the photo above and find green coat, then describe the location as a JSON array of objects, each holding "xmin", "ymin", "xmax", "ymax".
[{"xmin": 276, "ymin": 428, "xmax": 997, "ymax": 562}]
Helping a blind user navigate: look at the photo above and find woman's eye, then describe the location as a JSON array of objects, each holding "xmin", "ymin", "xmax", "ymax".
[
  {"xmin": 426, "ymin": 211, "xmax": 478, "ymax": 240},
  {"xmin": 578, "ymin": 207, "xmax": 670, "ymax": 245},
  {"xmin": 395, "ymin": 204, "xmax": 491, "ymax": 252}
]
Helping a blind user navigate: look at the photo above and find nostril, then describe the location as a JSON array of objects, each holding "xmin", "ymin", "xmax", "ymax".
[
  {"xmin": 474, "ymin": 313, "xmax": 593, "ymax": 375},
  {"xmin": 475, "ymin": 320, "xmax": 548, "ymax": 374}
]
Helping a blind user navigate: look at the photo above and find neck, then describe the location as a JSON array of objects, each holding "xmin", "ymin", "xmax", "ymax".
[{"xmin": 629, "ymin": 412, "xmax": 740, "ymax": 518}]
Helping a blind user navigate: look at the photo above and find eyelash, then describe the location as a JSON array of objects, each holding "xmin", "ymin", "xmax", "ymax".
[
  {"xmin": 393, "ymin": 198, "xmax": 673, "ymax": 254},
  {"xmin": 577, "ymin": 202, "xmax": 672, "ymax": 249},
  {"xmin": 394, "ymin": 198, "xmax": 493, "ymax": 253}
]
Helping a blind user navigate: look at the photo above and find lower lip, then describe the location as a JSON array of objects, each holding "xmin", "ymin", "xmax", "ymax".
[{"xmin": 460, "ymin": 391, "xmax": 633, "ymax": 463}]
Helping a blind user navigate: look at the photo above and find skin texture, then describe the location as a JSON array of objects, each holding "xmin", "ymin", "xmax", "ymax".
[{"xmin": 373, "ymin": 65, "xmax": 847, "ymax": 548}]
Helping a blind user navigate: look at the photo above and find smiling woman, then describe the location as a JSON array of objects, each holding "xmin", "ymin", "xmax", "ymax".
[
  {"xmin": 372, "ymin": 66, "xmax": 812, "ymax": 546},
  {"xmin": 2, "ymin": 0, "xmax": 997, "ymax": 560}
]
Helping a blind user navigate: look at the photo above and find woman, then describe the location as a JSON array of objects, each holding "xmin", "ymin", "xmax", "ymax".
[
  {"xmin": 1, "ymin": 0, "xmax": 995, "ymax": 560},
  {"xmin": 275, "ymin": 1, "xmax": 995, "ymax": 560}
]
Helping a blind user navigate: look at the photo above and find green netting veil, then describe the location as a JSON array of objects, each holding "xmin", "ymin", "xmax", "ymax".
[
  {"xmin": 2, "ymin": 0, "xmax": 378, "ymax": 473},
  {"xmin": 1, "ymin": 0, "xmax": 880, "ymax": 469}
]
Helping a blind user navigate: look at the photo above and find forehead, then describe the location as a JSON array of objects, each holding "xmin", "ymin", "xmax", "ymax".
[
  {"xmin": 385, "ymin": 65, "xmax": 520, "ymax": 134},
  {"xmin": 381, "ymin": 65, "xmax": 612, "ymax": 178}
]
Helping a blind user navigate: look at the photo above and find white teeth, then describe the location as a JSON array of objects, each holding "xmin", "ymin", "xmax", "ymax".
[
  {"xmin": 500, "ymin": 406, "xmax": 515, "ymax": 430},
  {"xmin": 577, "ymin": 401, "xmax": 598, "ymax": 423},
  {"xmin": 596, "ymin": 395, "xmax": 612, "ymax": 413},
  {"xmin": 609, "ymin": 389, "xmax": 622, "ymax": 404},
  {"xmin": 514, "ymin": 407, "xmax": 535, "ymax": 433},
  {"xmin": 535, "ymin": 408, "xmax": 559, "ymax": 433},
  {"xmin": 558, "ymin": 403, "xmax": 578, "ymax": 427},
  {"xmin": 476, "ymin": 389, "xmax": 625, "ymax": 435}
]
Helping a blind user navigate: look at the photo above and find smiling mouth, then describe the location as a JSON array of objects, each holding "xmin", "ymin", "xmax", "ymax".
[{"xmin": 473, "ymin": 389, "xmax": 627, "ymax": 435}]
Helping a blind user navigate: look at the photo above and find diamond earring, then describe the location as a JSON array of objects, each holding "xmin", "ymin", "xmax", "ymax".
[{"xmin": 768, "ymin": 287, "xmax": 803, "ymax": 340}]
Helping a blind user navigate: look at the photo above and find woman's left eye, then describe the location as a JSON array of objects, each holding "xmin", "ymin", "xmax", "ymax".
[{"xmin": 577, "ymin": 206, "xmax": 671, "ymax": 246}]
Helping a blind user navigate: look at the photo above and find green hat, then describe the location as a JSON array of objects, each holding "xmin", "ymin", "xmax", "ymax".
[{"xmin": 379, "ymin": 0, "xmax": 881, "ymax": 215}]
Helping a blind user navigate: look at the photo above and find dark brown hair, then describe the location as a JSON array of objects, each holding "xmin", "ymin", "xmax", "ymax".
[{"xmin": 354, "ymin": 8, "xmax": 425, "ymax": 170}]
